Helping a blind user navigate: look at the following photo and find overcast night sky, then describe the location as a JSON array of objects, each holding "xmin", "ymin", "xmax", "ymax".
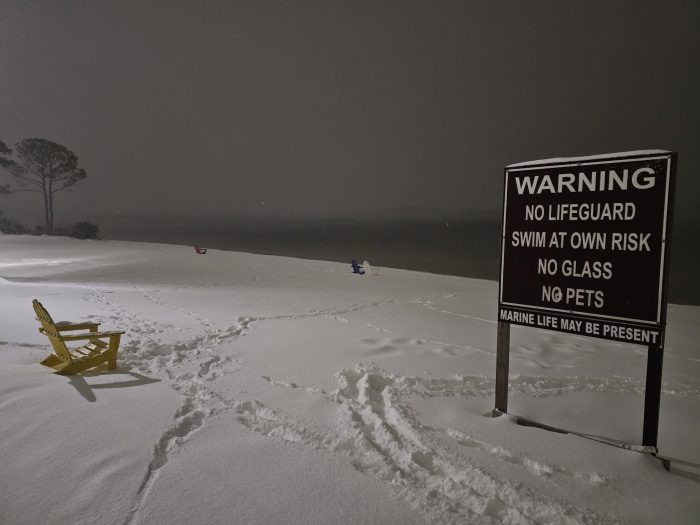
[{"xmin": 1, "ymin": 1, "xmax": 699, "ymax": 229}]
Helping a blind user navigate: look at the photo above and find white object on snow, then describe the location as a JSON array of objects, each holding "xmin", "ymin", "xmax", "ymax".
[{"xmin": 363, "ymin": 260, "xmax": 379, "ymax": 276}]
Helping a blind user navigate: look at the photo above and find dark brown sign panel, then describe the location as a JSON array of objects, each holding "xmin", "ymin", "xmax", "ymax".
[{"xmin": 498, "ymin": 151, "xmax": 676, "ymax": 346}]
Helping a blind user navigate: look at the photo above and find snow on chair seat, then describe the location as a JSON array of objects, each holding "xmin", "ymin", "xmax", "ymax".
[{"xmin": 33, "ymin": 299, "xmax": 124, "ymax": 375}]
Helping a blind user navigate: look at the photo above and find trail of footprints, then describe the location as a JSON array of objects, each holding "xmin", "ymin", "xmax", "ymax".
[
  {"xmin": 81, "ymin": 287, "xmax": 249, "ymax": 525},
  {"xmin": 411, "ymin": 296, "xmax": 496, "ymax": 325},
  {"xmin": 82, "ymin": 288, "xmax": 393, "ymax": 524},
  {"xmin": 241, "ymin": 364, "xmax": 622, "ymax": 525},
  {"xmin": 76, "ymin": 288, "xmax": 699, "ymax": 524},
  {"xmin": 243, "ymin": 365, "xmax": 699, "ymax": 523}
]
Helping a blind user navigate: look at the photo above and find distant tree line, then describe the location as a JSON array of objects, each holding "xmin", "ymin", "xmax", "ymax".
[
  {"xmin": 0, "ymin": 209, "xmax": 101, "ymax": 239},
  {"xmin": 0, "ymin": 209, "xmax": 25, "ymax": 234}
]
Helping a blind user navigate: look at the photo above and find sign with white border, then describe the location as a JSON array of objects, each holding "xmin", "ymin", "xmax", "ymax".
[{"xmin": 498, "ymin": 150, "xmax": 676, "ymax": 347}]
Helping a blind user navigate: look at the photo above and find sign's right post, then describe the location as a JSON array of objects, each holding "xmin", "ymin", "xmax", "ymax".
[{"xmin": 642, "ymin": 344, "xmax": 665, "ymax": 447}]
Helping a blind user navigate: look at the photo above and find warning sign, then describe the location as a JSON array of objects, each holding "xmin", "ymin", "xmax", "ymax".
[{"xmin": 498, "ymin": 151, "xmax": 676, "ymax": 346}]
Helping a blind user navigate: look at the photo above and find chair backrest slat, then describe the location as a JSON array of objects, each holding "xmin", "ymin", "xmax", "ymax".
[{"xmin": 32, "ymin": 300, "xmax": 72, "ymax": 362}]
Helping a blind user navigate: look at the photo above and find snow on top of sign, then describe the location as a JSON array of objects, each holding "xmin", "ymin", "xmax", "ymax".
[{"xmin": 507, "ymin": 150, "xmax": 671, "ymax": 168}]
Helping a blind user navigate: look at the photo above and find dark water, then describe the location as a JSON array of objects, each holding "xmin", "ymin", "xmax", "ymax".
[{"xmin": 104, "ymin": 219, "xmax": 700, "ymax": 306}]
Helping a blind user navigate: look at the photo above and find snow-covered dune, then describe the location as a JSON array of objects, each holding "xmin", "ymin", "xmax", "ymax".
[{"xmin": 1, "ymin": 234, "xmax": 699, "ymax": 524}]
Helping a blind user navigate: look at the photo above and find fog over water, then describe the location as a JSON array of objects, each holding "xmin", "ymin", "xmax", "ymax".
[{"xmin": 102, "ymin": 217, "xmax": 700, "ymax": 306}]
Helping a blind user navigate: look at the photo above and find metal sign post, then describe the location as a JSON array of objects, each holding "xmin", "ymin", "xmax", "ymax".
[
  {"xmin": 642, "ymin": 344, "xmax": 664, "ymax": 447},
  {"xmin": 494, "ymin": 321, "xmax": 510, "ymax": 414},
  {"xmin": 495, "ymin": 150, "xmax": 676, "ymax": 452}
]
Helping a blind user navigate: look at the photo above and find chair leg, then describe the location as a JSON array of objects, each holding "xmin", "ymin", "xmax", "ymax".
[
  {"xmin": 107, "ymin": 334, "xmax": 120, "ymax": 370},
  {"xmin": 40, "ymin": 353, "xmax": 65, "ymax": 368},
  {"xmin": 55, "ymin": 361, "xmax": 88, "ymax": 375}
]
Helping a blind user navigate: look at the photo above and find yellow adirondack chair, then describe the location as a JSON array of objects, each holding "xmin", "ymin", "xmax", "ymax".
[{"xmin": 33, "ymin": 299, "xmax": 125, "ymax": 375}]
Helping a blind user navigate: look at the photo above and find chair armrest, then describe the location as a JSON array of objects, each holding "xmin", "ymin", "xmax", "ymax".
[
  {"xmin": 55, "ymin": 322, "xmax": 101, "ymax": 331},
  {"xmin": 61, "ymin": 331, "xmax": 125, "ymax": 341}
]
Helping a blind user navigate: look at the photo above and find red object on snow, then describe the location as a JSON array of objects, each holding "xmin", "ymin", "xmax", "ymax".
[{"xmin": 194, "ymin": 244, "xmax": 207, "ymax": 254}]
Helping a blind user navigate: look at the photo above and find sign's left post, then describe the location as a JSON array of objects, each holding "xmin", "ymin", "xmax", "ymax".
[{"xmin": 494, "ymin": 320, "xmax": 510, "ymax": 415}]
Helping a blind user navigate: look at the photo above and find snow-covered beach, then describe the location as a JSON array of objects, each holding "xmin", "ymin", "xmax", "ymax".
[{"xmin": 1, "ymin": 234, "xmax": 699, "ymax": 524}]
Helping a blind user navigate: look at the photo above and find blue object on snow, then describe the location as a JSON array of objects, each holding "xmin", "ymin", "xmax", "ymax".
[{"xmin": 351, "ymin": 259, "xmax": 365, "ymax": 275}]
